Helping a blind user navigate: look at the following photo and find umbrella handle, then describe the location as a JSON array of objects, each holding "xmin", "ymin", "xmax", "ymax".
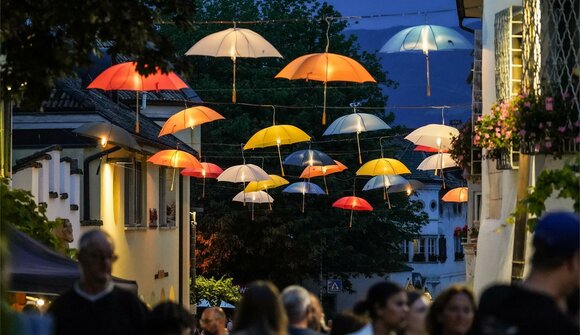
[
  {"xmin": 202, "ymin": 177, "xmax": 206, "ymax": 198},
  {"xmin": 277, "ymin": 144, "xmax": 285, "ymax": 176},
  {"xmin": 349, "ymin": 209, "xmax": 353, "ymax": 228},
  {"xmin": 251, "ymin": 202, "xmax": 254, "ymax": 221},
  {"xmin": 386, "ymin": 189, "xmax": 392, "ymax": 209},
  {"xmin": 302, "ymin": 192, "xmax": 305, "ymax": 213},
  {"xmin": 425, "ymin": 53, "xmax": 431, "ymax": 97},
  {"xmin": 136, "ymin": 91, "xmax": 140, "ymax": 133},
  {"xmin": 356, "ymin": 132, "xmax": 362, "ymax": 164},
  {"xmin": 171, "ymin": 167, "xmax": 176, "ymax": 191},
  {"xmin": 323, "ymin": 174, "xmax": 328, "ymax": 194},
  {"xmin": 232, "ymin": 57, "xmax": 237, "ymax": 103},
  {"xmin": 322, "ymin": 81, "xmax": 327, "ymax": 125}
]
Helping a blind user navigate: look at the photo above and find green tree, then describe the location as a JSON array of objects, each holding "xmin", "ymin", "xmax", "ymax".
[
  {"xmin": 178, "ymin": 0, "xmax": 427, "ymax": 291},
  {"xmin": 194, "ymin": 276, "xmax": 241, "ymax": 306}
]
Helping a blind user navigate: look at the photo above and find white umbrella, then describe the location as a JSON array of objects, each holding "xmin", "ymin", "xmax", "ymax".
[
  {"xmin": 233, "ymin": 190, "xmax": 274, "ymax": 220},
  {"xmin": 217, "ymin": 164, "xmax": 271, "ymax": 183},
  {"xmin": 417, "ymin": 153, "xmax": 458, "ymax": 171},
  {"xmin": 185, "ymin": 27, "xmax": 283, "ymax": 103},
  {"xmin": 362, "ymin": 175, "xmax": 409, "ymax": 208},
  {"xmin": 404, "ymin": 124, "xmax": 459, "ymax": 151}
]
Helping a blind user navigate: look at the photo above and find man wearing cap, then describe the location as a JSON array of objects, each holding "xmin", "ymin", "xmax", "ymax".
[{"xmin": 475, "ymin": 211, "xmax": 580, "ymax": 335}]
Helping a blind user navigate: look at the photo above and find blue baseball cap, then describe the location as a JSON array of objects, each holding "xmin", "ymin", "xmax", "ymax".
[{"xmin": 534, "ymin": 211, "xmax": 580, "ymax": 253}]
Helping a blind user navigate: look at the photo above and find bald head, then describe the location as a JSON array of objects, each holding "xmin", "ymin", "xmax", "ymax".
[{"xmin": 77, "ymin": 230, "xmax": 116, "ymax": 290}]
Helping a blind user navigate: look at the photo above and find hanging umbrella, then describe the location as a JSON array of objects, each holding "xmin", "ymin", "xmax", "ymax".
[
  {"xmin": 323, "ymin": 104, "xmax": 390, "ymax": 163},
  {"xmin": 442, "ymin": 187, "xmax": 469, "ymax": 202},
  {"xmin": 159, "ymin": 106, "xmax": 225, "ymax": 137},
  {"xmin": 414, "ymin": 145, "xmax": 448, "ymax": 153},
  {"xmin": 73, "ymin": 122, "xmax": 141, "ymax": 151},
  {"xmin": 87, "ymin": 62, "xmax": 189, "ymax": 133},
  {"xmin": 244, "ymin": 124, "xmax": 310, "ymax": 176},
  {"xmin": 185, "ymin": 27, "xmax": 283, "ymax": 103},
  {"xmin": 299, "ymin": 160, "xmax": 347, "ymax": 194},
  {"xmin": 275, "ymin": 53, "xmax": 376, "ymax": 124},
  {"xmin": 217, "ymin": 164, "xmax": 271, "ymax": 183},
  {"xmin": 233, "ymin": 190, "xmax": 274, "ymax": 221},
  {"xmin": 282, "ymin": 182, "xmax": 325, "ymax": 213},
  {"xmin": 417, "ymin": 153, "xmax": 458, "ymax": 171},
  {"xmin": 380, "ymin": 25, "xmax": 472, "ymax": 96},
  {"xmin": 362, "ymin": 174, "xmax": 410, "ymax": 208},
  {"xmin": 148, "ymin": 149, "xmax": 202, "ymax": 190},
  {"xmin": 356, "ymin": 158, "xmax": 411, "ymax": 176},
  {"xmin": 388, "ymin": 179, "xmax": 425, "ymax": 194},
  {"xmin": 283, "ymin": 149, "xmax": 335, "ymax": 168},
  {"xmin": 181, "ymin": 162, "xmax": 223, "ymax": 198},
  {"xmin": 332, "ymin": 196, "xmax": 373, "ymax": 228},
  {"xmin": 404, "ymin": 124, "xmax": 459, "ymax": 151},
  {"xmin": 244, "ymin": 175, "xmax": 289, "ymax": 193}
]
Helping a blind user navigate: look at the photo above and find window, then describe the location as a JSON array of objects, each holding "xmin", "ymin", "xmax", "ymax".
[
  {"xmin": 124, "ymin": 158, "xmax": 144, "ymax": 227},
  {"xmin": 400, "ymin": 241, "xmax": 409, "ymax": 262},
  {"xmin": 473, "ymin": 192, "xmax": 482, "ymax": 222},
  {"xmin": 427, "ymin": 238, "xmax": 437, "ymax": 262},
  {"xmin": 159, "ymin": 167, "xmax": 177, "ymax": 228},
  {"xmin": 454, "ymin": 236, "xmax": 464, "ymax": 261}
]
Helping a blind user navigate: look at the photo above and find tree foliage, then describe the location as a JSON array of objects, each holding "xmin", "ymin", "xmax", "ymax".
[
  {"xmin": 194, "ymin": 276, "xmax": 241, "ymax": 306},
  {"xmin": 171, "ymin": 0, "xmax": 428, "ymax": 290},
  {"xmin": 1, "ymin": 0, "xmax": 195, "ymax": 108}
]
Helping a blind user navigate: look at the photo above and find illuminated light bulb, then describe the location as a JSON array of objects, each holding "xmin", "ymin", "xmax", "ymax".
[
  {"xmin": 436, "ymin": 137, "xmax": 442, "ymax": 148},
  {"xmin": 189, "ymin": 121, "xmax": 196, "ymax": 129},
  {"xmin": 252, "ymin": 194, "xmax": 256, "ymax": 201},
  {"xmin": 322, "ymin": 167, "xmax": 327, "ymax": 174},
  {"xmin": 277, "ymin": 138, "xmax": 281, "ymax": 145},
  {"xmin": 421, "ymin": 26, "xmax": 429, "ymax": 54},
  {"xmin": 202, "ymin": 169, "xmax": 206, "ymax": 177},
  {"xmin": 36, "ymin": 299, "xmax": 45, "ymax": 307},
  {"xmin": 100, "ymin": 137, "xmax": 108, "ymax": 148},
  {"xmin": 406, "ymin": 187, "xmax": 412, "ymax": 196}
]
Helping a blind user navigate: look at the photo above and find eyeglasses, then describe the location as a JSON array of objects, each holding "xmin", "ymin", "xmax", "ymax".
[{"xmin": 85, "ymin": 251, "xmax": 119, "ymax": 262}]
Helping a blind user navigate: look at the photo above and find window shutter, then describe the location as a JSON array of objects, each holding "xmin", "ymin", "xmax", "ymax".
[{"xmin": 438, "ymin": 236, "xmax": 447, "ymax": 263}]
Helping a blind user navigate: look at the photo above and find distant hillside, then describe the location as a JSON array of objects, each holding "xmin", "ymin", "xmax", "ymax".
[{"xmin": 345, "ymin": 27, "xmax": 474, "ymax": 128}]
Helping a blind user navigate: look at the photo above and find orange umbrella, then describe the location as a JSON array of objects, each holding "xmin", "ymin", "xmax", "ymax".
[
  {"xmin": 88, "ymin": 62, "xmax": 189, "ymax": 133},
  {"xmin": 299, "ymin": 160, "xmax": 347, "ymax": 194},
  {"xmin": 442, "ymin": 187, "xmax": 469, "ymax": 202},
  {"xmin": 181, "ymin": 162, "xmax": 223, "ymax": 198},
  {"xmin": 159, "ymin": 106, "xmax": 225, "ymax": 137},
  {"xmin": 332, "ymin": 196, "xmax": 373, "ymax": 227},
  {"xmin": 148, "ymin": 149, "xmax": 202, "ymax": 190},
  {"xmin": 275, "ymin": 52, "xmax": 376, "ymax": 124}
]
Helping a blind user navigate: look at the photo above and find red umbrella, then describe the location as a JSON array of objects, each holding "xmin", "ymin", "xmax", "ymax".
[
  {"xmin": 414, "ymin": 145, "xmax": 449, "ymax": 153},
  {"xmin": 88, "ymin": 62, "xmax": 189, "ymax": 133},
  {"xmin": 181, "ymin": 162, "xmax": 224, "ymax": 198},
  {"xmin": 332, "ymin": 196, "xmax": 373, "ymax": 227}
]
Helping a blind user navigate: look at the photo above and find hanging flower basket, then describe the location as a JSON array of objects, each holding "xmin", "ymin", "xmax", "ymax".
[{"xmin": 474, "ymin": 99, "xmax": 520, "ymax": 164}]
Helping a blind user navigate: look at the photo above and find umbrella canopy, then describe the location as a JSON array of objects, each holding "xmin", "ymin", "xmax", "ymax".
[
  {"xmin": 73, "ymin": 122, "xmax": 140, "ymax": 151},
  {"xmin": 245, "ymin": 175, "xmax": 289, "ymax": 193},
  {"xmin": 442, "ymin": 187, "xmax": 469, "ymax": 202},
  {"xmin": 147, "ymin": 150, "xmax": 202, "ymax": 169},
  {"xmin": 275, "ymin": 53, "xmax": 376, "ymax": 124},
  {"xmin": 380, "ymin": 25, "xmax": 472, "ymax": 96},
  {"xmin": 159, "ymin": 106, "xmax": 225, "ymax": 137},
  {"xmin": 404, "ymin": 124, "xmax": 459, "ymax": 151},
  {"xmin": 233, "ymin": 190, "xmax": 274, "ymax": 203},
  {"xmin": 299, "ymin": 160, "xmax": 347, "ymax": 179},
  {"xmin": 185, "ymin": 27, "xmax": 283, "ymax": 103},
  {"xmin": 362, "ymin": 175, "xmax": 410, "ymax": 191},
  {"xmin": 332, "ymin": 196, "xmax": 373, "ymax": 211},
  {"xmin": 283, "ymin": 149, "xmax": 335, "ymax": 167},
  {"xmin": 323, "ymin": 111, "xmax": 390, "ymax": 163},
  {"xmin": 388, "ymin": 179, "xmax": 425, "ymax": 194},
  {"xmin": 356, "ymin": 158, "xmax": 411, "ymax": 176},
  {"xmin": 217, "ymin": 164, "xmax": 271, "ymax": 183},
  {"xmin": 244, "ymin": 125, "xmax": 311, "ymax": 176},
  {"xmin": 417, "ymin": 153, "xmax": 458, "ymax": 171},
  {"xmin": 87, "ymin": 62, "xmax": 189, "ymax": 133},
  {"xmin": 414, "ymin": 145, "xmax": 448, "ymax": 153},
  {"xmin": 181, "ymin": 162, "xmax": 223, "ymax": 179},
  {"xmin": 282, "ymin": 182, "xmax": 325, "ymax": 195}
]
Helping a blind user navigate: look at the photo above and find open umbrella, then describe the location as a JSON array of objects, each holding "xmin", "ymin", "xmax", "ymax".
[
  {"xmin": 404, "ymin": 124, "xmax": 459, "ymax": 152},
  {"xmin": 73, "ymin": 122, "xmax": 141, "ymax": 151},
  {"xmin": 388, "ymin": 179, "xmax": 425, "ymax": 194},
  {"xmin": 299, "ymin": 160, "xmax": 347, "ymax": 194},
  {"xmin": 414, "ymin": 145, "xmax": 448, "ymax": 153},
  {"xmin": 159, "ymin": 106, "xmax": 225, "ymax": 137},
  {"xmin": 276, "ymin": 53, "xmax": 376, "ymax": 124},
  {"xmin": 362, "ymin": 174, "xmax": 410, "ymax": 207},
  {"xmin": 356, "ymin": 158, "xmax": 411, "ymax": 176},
  {"xmin": 323, "ymin": 103, "xmax": 390, "ymax": 163},
  {"xmin": 244, "ymin": 124, "xmax": 310, "ymax": 176},
  {"xmin": 282, "ymin": 181, "xmax": 325, "ymax": 213},
  {"xmin": 181, "ymin": 162, "xmax": 223, "ymax": 198},
  {"xmin": 185, "ymin": 26, "xmax": 283, "ymax": 103},
  {"xmin": 244, "ymin": 175, "xmax": 289, "ymax": 193},
  {"xmin": 148, "ymin": 149, "xmax": 202, "ymax": 190},
  {"xmin": 217, "ymin": 164, "xmax": 271, "ymax": 183},
  {"xmin": 283, "ymin": 149, "xmax": 335, "ymax": 168},
  {"xmin": 332, "ymin": 196, "xmax": 373, "ymax": 227},
  {"xmin": 380, "ymin": 25, "xmax": 472, "ymax": 96},
  {"xmin": 233, "ymin": 190, "xmax": 274, "ymax": 221},
  {"xmin": 417, "ymin": 153, "xmax": 458, "ymax": 171},
  {"xmin": 442, "ymin": 187, "xmax": 468, "ymax": 202},
  {"xmin": 87, "ymin": 62, "xmax": 189, "ymax": 133}
]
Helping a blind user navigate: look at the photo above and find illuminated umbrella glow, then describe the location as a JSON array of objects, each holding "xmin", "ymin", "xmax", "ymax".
[
  {"xmin": 332, "ymin": 196, "xmax": 373, "ymax": 227},
  {"xmin": 282, "ymin": 182, "xmax": 325, "ymax": 213},
  {"xmin": 442, "ymin": 187, "xmax": 469, "ymax": 202},
  {"xmin": 73, "ymin": 122, "xmax": 140, "ymax": 151},
  {"xmin": 233, "ymin": 190, "xmax": 274, "ymax": 221},
  {"xmin": 148, "ymin": 149, "xmax": 202, "ymax": 190},
  {"xmin": 159, "ymin": 106, "xmax": 225, "ymax": 137},
  {"xmin": 299, "ymin": 160, "xmax": 347, "ymax": 194},
  {"xmin": 181, "ymin": 162, "xmax": 224, "ymax": 198}
]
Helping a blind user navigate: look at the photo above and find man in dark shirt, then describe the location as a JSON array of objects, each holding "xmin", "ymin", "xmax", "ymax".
[
  {"xmin": 48, "ymin": 230, "xmax": 149, "ymax": 335},
  {"xmin": 476, "ymin": 211, "xmax": 579, "ymax": 335},
  {"xmin": 282, "ymin": 285, "xmax": 325, "ymax": 335}
]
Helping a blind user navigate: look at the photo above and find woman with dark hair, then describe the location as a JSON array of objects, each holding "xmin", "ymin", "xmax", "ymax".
[
  {"xmin": 232, "ymin": 281, "xmax": 288, "ymax": 335},
  {"xmin": 329, "ymin": 311, "xmax": 368, "ymax": 335},
  {"xmin": 400, "ymin": 291, "xmax": 430, "ymax": 335},
  {"xmin": 349, "ymin": 281, "xmax": 408, "ymax": 335},
  {"xmin": 149, "ymin": 301, "xmax": 194, "ymax": 335},
  {"xmin": 425, "ymin": 286, "xmax": 475, "ymax": 335}
]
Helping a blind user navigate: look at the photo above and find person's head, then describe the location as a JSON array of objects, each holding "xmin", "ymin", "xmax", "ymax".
[
  {"xmin": 233, "ymin": 281, "xmax": 287, "ymax": 335},
  {"xmin": 328, "ymin": 311, "xmax": 367, "ymax": 335},
  {"xmin": 307, "ymin": 293, "xmax": 324, "ymax": 332},
  {"xmin": 531, "ymin": 211, "xmax": 580, "ymax": 293},
  {"xmin": 426, "ymin": 286, "xmax": 475, "ymax": 335},
  {"xmin": 149, "ymin": 301, "xmax": 193, "ymax": 335},
  {"xmin": 281, "ymin": 285, "xmax": 313, "ymax": 327},
  {"xmin": 403, "ymin": 291, "xmax": 430, "ymax": 335},
  {"xmin": 201, "ymin": 307, "xmax": 227, "ymax": 335},
  {"xmin": 355, "ymin": 281, "xmax": 408, "ymax": 332},
  {"xmin": 77, "ymin": 230, "xmax": 116, "ymax": 285}
]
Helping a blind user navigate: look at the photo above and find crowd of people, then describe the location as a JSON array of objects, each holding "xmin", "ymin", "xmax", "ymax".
[{"xmin": 11, "ymin": 211, "xmax": 579, "ymax": 335}]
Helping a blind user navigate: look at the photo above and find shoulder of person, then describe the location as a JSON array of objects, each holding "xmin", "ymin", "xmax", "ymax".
[{"xmin": 346, "ymin": 323, "xmax": 372, "ymax": 335}]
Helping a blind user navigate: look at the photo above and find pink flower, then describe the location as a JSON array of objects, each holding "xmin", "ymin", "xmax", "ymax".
[
  {"xmin": 545, "ymin": 141, "xmax": 552, "ymax": 149},
  {"xmin": 576, "ymin": 135, "xmax": 580, "ymax": 143},
  {"xmin": 485, "ymin": 134, "xmax": 490, "ymax": 139},
  {"xmin": 505, "ymin": 131, "xmax": 512, "ymax": 139},
  {"xmin": 546, "ymin": 97, "xmax": 553, "ymax": 111},
  {"xmin": 519, "ymin": 129, "xmax": 527, "ymax": 136},
  {"xmin": 524, "ymin": 101, "xmax": 531, "ymax": 108},
  {"xmin": 558, "ymin": 126, "xmax": 567, "ymax": 133},
  {"xmin": 477, "ymin": 116, "xmax": 482, "ymax": 121}
]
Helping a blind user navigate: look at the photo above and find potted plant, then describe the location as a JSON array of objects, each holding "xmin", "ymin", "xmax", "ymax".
[
  {"xmin": 449, "ymin": 118, "xmax": 481, "ymax": 182},
  {"xmin": 474, "ymin": 99, "xmax": 520, "ymax": 169},
  {"xmin": 515, "ymin": 92, "xmax": 579, "ymax": 157}
]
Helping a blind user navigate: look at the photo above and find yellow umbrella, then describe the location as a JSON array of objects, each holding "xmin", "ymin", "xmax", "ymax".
[
  {"xmin": 442, "ymin": 187, "xmax": 469, "ymax": 202},
  {"xmin": 244, "ymin": 124, "xmax": 310, "ymax": 176},
  {"xmin": 356, "ymin": 158, "xmax": 411, "ymax": 176},
  {"xmin": 159, "ymin": 106, "xmax": 225, "ymax": 137},
  {"xmin": 244, "ymin": 175, "xmax": 289, "ymax": 193}
]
